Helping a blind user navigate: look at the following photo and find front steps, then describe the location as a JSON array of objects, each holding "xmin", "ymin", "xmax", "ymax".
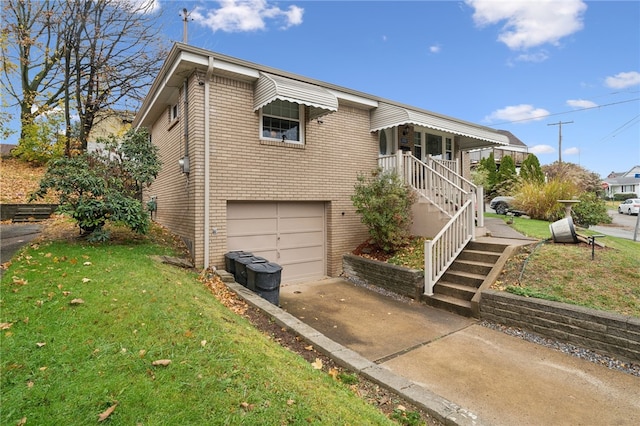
[
  {"xmin": 12, "ymin": 205, "xmax": 56, "ymax": 223},
  {"xmin": 424, "ymin": 240, "xmax": 509, "ymax": 317}
]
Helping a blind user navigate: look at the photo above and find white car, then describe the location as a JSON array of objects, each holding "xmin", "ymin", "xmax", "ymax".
[{"xmin": 618, "ymin": 198, "xmax": 640, "ymax": 215}]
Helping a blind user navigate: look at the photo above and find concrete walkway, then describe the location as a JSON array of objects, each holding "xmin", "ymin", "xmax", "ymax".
[{"xmin": 218, "ymin": 220, "xmax": 640, "ymax": 425}]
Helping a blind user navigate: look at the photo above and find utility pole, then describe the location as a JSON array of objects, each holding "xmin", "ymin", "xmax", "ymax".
[
  {"xmin": 181, "ymin": 8, "xmax": 192, "ymax": 44},
  {"xmin": 547, "ymin": 121, "xmax": 573, "ymax": 163}
]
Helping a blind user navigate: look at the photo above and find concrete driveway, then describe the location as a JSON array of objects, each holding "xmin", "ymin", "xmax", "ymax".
[{"xmin": 0, "ymin": 223, "xmax": 42, "ymax": 276}]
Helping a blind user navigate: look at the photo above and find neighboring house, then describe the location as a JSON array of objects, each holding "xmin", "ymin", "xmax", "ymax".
[
  {"xmin": 468, "ymin": 130, "xmax": 529, "ymax": 169},
  {"xmin": 603, "ymin": 166, "xmax": 640, "ymax": 198},
  {"xmin": 133, "ymin": 43, "xmax": 509, "ymax": 285},
  {"xmin": 86, "ymin": 110, "xmax": 135, "ymax": 153},
  {"xmin": 0, "ymin": 144, "xmax": 17, "ymax": 158}
]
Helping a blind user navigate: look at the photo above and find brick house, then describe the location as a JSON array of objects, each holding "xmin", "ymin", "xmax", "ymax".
[{"xmin": 133, "ymin": 43, "xmax": 509, "ymax": 287}]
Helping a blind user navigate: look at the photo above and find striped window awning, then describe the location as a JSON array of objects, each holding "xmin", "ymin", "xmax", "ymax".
[
  {"xmin": 370, "ymin": 102, "xmax": 509, "ymax": 146},
  {"xmin": 254, "ymin": 72, "xmax": 339, "ymax": 120}
]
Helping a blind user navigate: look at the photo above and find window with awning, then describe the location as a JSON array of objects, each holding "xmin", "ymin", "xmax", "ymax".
[{"xmin": 254, "ymin": 72, "xmax": 339, "ymax": 121}]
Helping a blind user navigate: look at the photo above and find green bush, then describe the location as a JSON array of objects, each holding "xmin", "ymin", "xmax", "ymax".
[
  {"xmin": 30, "ymin": 129, "xmax": 160, "ymax": 240},
  {"xmin": 613, "ymin": 192, "xmax": 637, "ymax": 202},
  {"xmin": 351, "ymin": 168, "xmax": 416, "ymax": 253},
  {"xmin": 572, "ymin": 192, "xmax": 612, "ymax": 227}
]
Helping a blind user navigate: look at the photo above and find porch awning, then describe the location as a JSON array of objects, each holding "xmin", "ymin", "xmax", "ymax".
[
  {"xmin": 254, "ymin": 72, "xmax": 339, "ymax": 120},
  {"xmin": 370, "ymin": 102, "xmax": 509, "ymax": 146}
]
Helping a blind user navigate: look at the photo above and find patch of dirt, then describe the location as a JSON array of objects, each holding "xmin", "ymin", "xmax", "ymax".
[{"xmin": 352, "ymin": 240, "xmax": 393, "ymax": 263}]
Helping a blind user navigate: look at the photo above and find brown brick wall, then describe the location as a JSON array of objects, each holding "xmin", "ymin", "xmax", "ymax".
[{"xmin": 147, "ymin": 72, "xmax": 378, "ymax": 276}]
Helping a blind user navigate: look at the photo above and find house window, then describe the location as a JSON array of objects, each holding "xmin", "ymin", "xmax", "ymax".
[
  {"xmin": 445, "ymin": 138, "xmax": 453, "ymax": 160},
  {"xmin": 170, "ymin": 104, "xmax": 179, "ymax": 121},
  {"xmin": 379, "ymin": 129, "xmax": 388, "ymax": 155},
  {"xmin": 260, "ymin": 99, "xmax": 303, "ymax": 143},
  {"xmin": 413, "ymin": 132, "xmax": 422, "ymax": 160},
  {"xmin": 427, "ymin": 133, "xmax": 442, "ymax": 159}
]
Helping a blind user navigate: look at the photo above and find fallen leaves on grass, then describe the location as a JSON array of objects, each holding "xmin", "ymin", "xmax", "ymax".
[
  {"xmin": 98, "ymin": 403, "xmax": 118, "ymax": 422},
  {"xmin": 311, "ymin": 358, "xmax": 323, "ymax": 370},
  {"xmin": 70, "ymin": 298, "xmax": 85, "ymax": 305},
  {"xmin": 151, "ymin": 359, "xmax": 171, "ymax": 366},
  {"xmin": 0, "ymin": 322, "xmax": 12, "ymax": 330}
]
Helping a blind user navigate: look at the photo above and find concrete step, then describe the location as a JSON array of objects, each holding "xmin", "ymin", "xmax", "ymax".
[
  {"xmin": 457, "ymin": 249, "xmax": 501, "ymax": 264},
  {"xmin": 448, "ymin": 259, "xmax": 494, "ymax": 276},
  {"xmin": 466, "ymin": 240, "xmax": 508, "ymax": 253},
  {"xmin": 440, "ymin": 269, "xmax": 484, "ymax": 288},
  {"xmin": 424, "ymin": 294, "xmax": 473, "ymax": 317},
  {"xmin": 433, "ymin": 281, "xmax": 476, "ymax": 301}
]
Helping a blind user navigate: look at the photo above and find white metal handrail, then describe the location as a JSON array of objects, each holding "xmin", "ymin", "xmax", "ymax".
[
  {"xmin": 396, "ymin": 152, "xmax": 469, "ymax": 217},
  {"xmin": 378, "ymin": 151, "xmax": 477, "ymax": 296},
  {"xmin": 424, "ymin": 199, "xmax": 475, "ymax": 295}
]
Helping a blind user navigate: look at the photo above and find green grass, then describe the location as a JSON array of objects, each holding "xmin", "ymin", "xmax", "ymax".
[
  {"xmin": 488, "ymin": 213, "xmax": 640, "ymax": 317},
  {"xmin": 390, "ymin": 213, "xmax": 640, "ymax": 318},
  {"xmin": 1, "ymin": 233, "xmax": 396, "ymax": 425}
]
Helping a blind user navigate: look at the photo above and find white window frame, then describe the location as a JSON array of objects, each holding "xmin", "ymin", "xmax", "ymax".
[
  {"xmin": 259, "ymin": 100, "xmax": 305, "ymax": 144},
  {"xmin": 169, "ymin": 103, "xmax": 179, "ymax": 121}
]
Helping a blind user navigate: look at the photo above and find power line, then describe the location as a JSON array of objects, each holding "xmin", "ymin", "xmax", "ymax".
[{"xmin": 488, "ymin": 97, "xmax": 640, "ymax": 126}]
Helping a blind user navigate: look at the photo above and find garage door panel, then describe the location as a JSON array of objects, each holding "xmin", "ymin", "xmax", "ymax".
[
  {"xmin": 227, "ymin": 202, "xmax": 277, "ymax": 219},
  {"xmin": 227, "ymin": 218, "xmax": 277, "ymax": 235},
  {"xmin": 227, "ymin": 233, "xmax": 277, "ymax": 252},
  {"xmin": 279, "ymin": 231, "xmax": 324, "ymax": 249},
  {"xmin": 279, "ymin": 260, "xmax": 324, "ymax": 283},
  {"xmin": 278, "ymin": 216, "xmax": 323, "ymax": 232}
]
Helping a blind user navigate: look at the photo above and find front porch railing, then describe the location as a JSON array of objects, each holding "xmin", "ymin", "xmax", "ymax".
[
  {"xmin": 424, "ymin": 199, "xmax": 474, "ymax": 295},
  {"xmin": 378, "ymin": 151, "xmax": 477, "ymax": 296}
]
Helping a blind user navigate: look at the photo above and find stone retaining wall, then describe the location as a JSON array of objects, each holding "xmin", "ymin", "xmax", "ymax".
[
  {"xmin": 342, "ymin": 253, "xmax": 424, "ymax": 299},
  {"xmin": 0, "ymin": 204, "xmax": 58, "ymax": 221},
  {"xmin": 481, "ymin": 290, "xmax": 640, "ymax": 363}
]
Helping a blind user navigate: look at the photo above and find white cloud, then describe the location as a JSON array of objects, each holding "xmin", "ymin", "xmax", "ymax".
[
  {"xmin": 563, "ymin": 147, "xmax": 580, "ymax": 155},
  {"xmin": 605, "ymin": 71, "xmax": 640, "ymax": 89},
  {"xmin": 566, "ymin": 99, "xmax": 597, "ymax": 109},
  {"xmin": 429, "ymin": 44, "xmax": 441, "ymax": 54},
  {"xmin": 191, "ymin": 0, "xmax": 303, "ymax": 33},
  {"xmin": 514, "ymin": 51, "xmax": 549, "ymax": 63},
  {"xmin": 484, "ymin": 104, "xmax": 550, "ymax": 123},
  {"xmin": 466, "ymin": 0, "xmax": 587, "ymax": 50},
  {"xmin": 529, "ymin": 144, "xmax": 555, "ymax": 154}
]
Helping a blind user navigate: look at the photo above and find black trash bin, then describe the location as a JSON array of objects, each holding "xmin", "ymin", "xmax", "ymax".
[
  {"xmin": 234, "ymin": 255, "xmax": 267, "ymax": 287},
  {"xmin": 246, "ymin": 262, "xmax": 282, "ymax": 305},
  {"xmin": 224, "ymin": 251, "xmax": 252, "ymax": 274}
]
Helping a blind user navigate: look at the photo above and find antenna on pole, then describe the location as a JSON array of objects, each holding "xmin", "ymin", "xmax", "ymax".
[
  {"xmin": 180, "ymin": 8, "xmax": 193, "ymax": 44},
  {"xmin": 548, "ymin": 120, "xmax": 573, "ymax": 163}
]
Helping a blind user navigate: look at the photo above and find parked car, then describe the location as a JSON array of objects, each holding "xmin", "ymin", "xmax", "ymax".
[
  {"xmin": 489, "ymin": 196, "xmax": 523, "ymax": 216},
  {"xmin": 618, "ymin": 198, "xmax": 640, "ymax": 215}
]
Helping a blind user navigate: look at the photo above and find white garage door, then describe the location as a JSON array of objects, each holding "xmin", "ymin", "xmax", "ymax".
[{"xmin": 227, "ymin": 202, "xmax": 326, "ymax": 284}]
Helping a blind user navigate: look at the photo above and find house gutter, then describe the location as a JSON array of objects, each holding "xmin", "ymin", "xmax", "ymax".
[{"xmin": 203, "ymin": 56, "xmax": 214, "ymax": 269}]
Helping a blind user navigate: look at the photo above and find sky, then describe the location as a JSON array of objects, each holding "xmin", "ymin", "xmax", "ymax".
[{"xmin": 4, "ymin": 0, "xmax": 639, "ymax": 178}]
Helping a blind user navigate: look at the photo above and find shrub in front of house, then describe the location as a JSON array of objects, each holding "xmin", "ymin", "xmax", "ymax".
[{"xmin": 351, "ymin": 168, "xmax": 417, "ymax": 253}]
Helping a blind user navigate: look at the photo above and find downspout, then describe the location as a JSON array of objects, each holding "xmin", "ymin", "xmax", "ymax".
[
  {"xmin": 183, "ymin": 79, "xmax": 189, "ymax": 167},
  {"xmin": 203, "ymin": 57, "xmax": 214, "ymax": 269}
]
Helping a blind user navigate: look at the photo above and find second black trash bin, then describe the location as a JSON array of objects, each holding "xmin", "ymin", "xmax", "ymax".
[
  {"xmin": 246, "ymin": 262, "xmax": 282, "ymax": 306},
  {"xmin": 234, "ymin": 255, "xmax": 267, "ymax": 287},
  {"xmin": 224, "ymin": 251, "xmax": 253, "ymax": 275}
]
